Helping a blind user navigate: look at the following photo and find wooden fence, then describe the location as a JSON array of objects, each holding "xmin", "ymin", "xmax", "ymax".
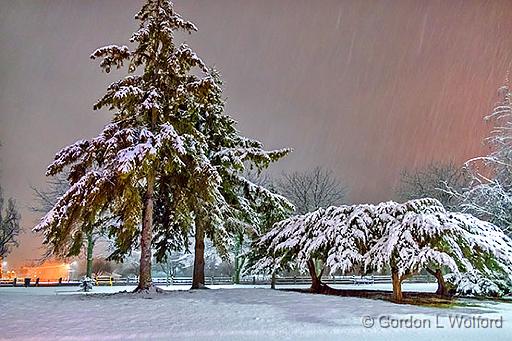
[{"xmin": 0, "ymin": 274, "xmax": 436, "ymax": 287}]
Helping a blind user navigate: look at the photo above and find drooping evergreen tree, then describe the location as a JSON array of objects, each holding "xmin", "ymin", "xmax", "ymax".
[{"xmin": 253, "ymin": 198, "xmax": 512, "ymax": 301}]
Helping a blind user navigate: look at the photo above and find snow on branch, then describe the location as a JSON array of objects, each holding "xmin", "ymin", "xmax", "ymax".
[
  {"xmin": 251, "ymin": 198, "xmax": 512, "ymax": 293},
  {"xmin": 90, "ymin": 45, "xmax": 131, "ymax": 73},
  {"xmin": 47, "ymin": 140, "xmax": 90, "ymax": 176}
]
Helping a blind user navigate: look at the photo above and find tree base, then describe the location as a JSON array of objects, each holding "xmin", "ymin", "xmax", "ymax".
[
  {"xmin": 133, "ymin": 284, "xmax": 164, "ymax": 294},
  {"xmin": 309, "ymin": 281, "xmax": 338, "ymax": 294},
  {"xmin": 190, "ymin": 283, "xmax": 209, "ymax": 290}
]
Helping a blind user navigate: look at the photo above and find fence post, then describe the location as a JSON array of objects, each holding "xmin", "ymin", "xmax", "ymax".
[{"xmin": 293, "ymin": 276, "xmax": 296, "ymax": 285}]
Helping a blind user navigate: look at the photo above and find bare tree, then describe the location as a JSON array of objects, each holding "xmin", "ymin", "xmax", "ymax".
[
  {"xmin": 396, "ymin": 161, "xmax": 469, "ymax": 211},
  {"xmin": 0, "ymin": 185, "xmax": 21, "ymax": 277},
  {"xmin": 276, "ymin": 167, "xmax": 347, "ymax": 214},
  {"xmin": 30, "ymin": 173, "xmax": 69, "ymax": 214}
]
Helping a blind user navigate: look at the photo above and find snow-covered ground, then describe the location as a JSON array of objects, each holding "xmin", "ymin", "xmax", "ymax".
[{"xmin": 1, "ymin": 283, "xmax": 510, "ymax": 341}]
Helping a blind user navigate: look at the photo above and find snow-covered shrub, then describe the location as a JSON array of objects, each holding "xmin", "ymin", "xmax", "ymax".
[{"xmin": 445, "ymin": 271, "xmax": 505, "ymax": 297}]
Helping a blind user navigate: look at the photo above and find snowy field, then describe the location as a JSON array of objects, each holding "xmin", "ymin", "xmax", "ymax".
[{"xmin": 1, "ymin": 283, "xmax": 511, "ymax": 341}]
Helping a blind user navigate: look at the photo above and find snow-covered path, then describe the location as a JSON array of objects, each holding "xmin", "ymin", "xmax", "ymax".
[{"xmin": 1, "ymin": 285, "xmax": 510, "ymax": 341}]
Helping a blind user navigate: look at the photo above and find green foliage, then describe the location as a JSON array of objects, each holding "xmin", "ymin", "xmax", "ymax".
[{"xmin": 35, "ymin": 1, "xmax": 291, "ymax": 269}]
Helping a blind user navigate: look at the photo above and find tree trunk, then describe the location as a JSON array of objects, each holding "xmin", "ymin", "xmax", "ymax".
[
  {"xmin": 434, "ymin": 269, "xmax": 447, "ymax": 296},
  {"xmin": 427, "ymin": 268, "xmax": 447, "ymax": 296},
  {"xmin": 391, "ymin": 267, "xmax": 403, "ymax": 302},
  {"xmin": 270, "ymin": 271, "xmax": 276, "ymax": 289},
  {"xmin": 0, "ymin": 256, "xmax": 3, "ymax": 278},
  {"xmin": 136, "ymin": 170, "xmax": 155, "ymax": 292},
  {"xmin": 191, "ymin": 215, "xmax": 206, "ymax": 289},
  {"xmin": 233, "ymin": 233, "xmax": 243, "ymax": 284},
  {"xmin": 234, "ymin": 256, "xmax": 245, "ymax": 285},
  {"xmin": 234, "ymin": 256, "xmax": 240, "ymax": 284},
  {"xmin": 307, "ymin": 259, "xmax": 322, "ymax": 293},
  {"xmin": 86, "ymin": 231, "xmax": 94, "ymax": 279}
]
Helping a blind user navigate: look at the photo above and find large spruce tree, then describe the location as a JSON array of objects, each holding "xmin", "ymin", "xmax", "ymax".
[
  {"xmin": 35, "ymin": 0, "xmax": 291, "ymax": 291},
  {"xmin": 191, "ymin": 73, "xmax": 292, "ymax": 288}
]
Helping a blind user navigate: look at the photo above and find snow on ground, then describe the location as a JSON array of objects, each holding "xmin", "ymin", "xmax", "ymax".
[{"xmin": 1, "ymin": 283, "xmax": 510, "ymax": 341}]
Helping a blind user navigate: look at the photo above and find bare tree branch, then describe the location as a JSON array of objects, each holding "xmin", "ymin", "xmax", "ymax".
[
  {"xmin": 276, "ymin": 167, "xmax": 347, "ymax": 214},
  {"xmin": 396, "ymin": 161, "xmax": 469, "ymax": 211},
  {"xmin": 0, "ymin": 186, "xmax": 22, "ymax": 258}
]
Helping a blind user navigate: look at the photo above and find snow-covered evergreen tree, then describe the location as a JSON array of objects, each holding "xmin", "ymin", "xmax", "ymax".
[
  {"xmin": 184, "ymin": 72, "xmax": 292, "ymax": 288},
  {"xmin": 34, "ymin": 0, "xmax": 225, "ymax": 291},
  {"xmin": 31, "ymin": 173, "xmax": 106, "ymax": 279},
  {"xmin": 34, "ymin": 0, "xmax": 291, "ymax": 292},
  {"xmin": 252, "ymin": 198, "xmax": 512, "ymax": 301}
]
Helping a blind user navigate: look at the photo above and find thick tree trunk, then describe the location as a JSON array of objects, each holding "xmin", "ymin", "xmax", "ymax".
[
  {"xmin": 86, "ymin": 231, "xmax": 94, "ymax": 279},
  {"xmin": 191, "ymin": 216, "xmax": 206, "ymax": 289},
  {"xmin": 434, "ymin": 269, "xmax": 447, "ymax": 296},
  {"xmin": 136, "ymin": 171, "xmax": 155, "ymax": 292},
  {"xmin": 427, "ymin": 268, "xmax": 447, "ymax": 296},
  {"xmin": 307, "ymin": 259, "xmax": 322, "ymax": 293},
  {"xmin": 391, "ymin": 267, "xmax": 403, "ymax": 302}
]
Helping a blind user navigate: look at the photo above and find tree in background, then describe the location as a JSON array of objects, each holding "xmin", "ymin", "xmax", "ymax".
[
  {"xmin": 276, "ymin": 167, "xmax": 346, "ymax": 215},
  {"xmin": 396, "ymin": 161, "xmax": 469, "ymax": 211},
  {"xmin": 31, "ymin": 173, "xmax": 106, "ymax": 279},
  {"xmin": 271, "ymin": 166, "xmax": 345, "ymax": 280},
  {"xmin": 446, "ymin": 79, "xmax": 512, "ymax": 236},
  {"xmin": 0, "ymin": 141, "xmax": 22, "ymax": 278},
  {"xmin": 0, "ymin": 185, "xmax": 21, "ymax": 278}
]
